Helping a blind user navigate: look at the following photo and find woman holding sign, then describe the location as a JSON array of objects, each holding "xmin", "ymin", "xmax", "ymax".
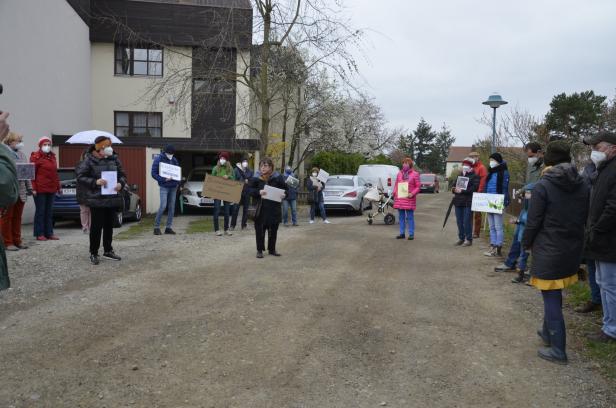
[
  {"xmin": 247, "ymin": 158, "xmax": 287, "ymax": 258},
  {"xmin": 483, "ymin": 153, "xmax": 510, "ymax": 257},
  {"xmin": 76, "ymin": 136, "xmax": 127, "ymax": 265},
  {"xmin": 212, "ymin": 151, "xmax": 236, "ymax": 236},
  {"xmin": 307, "ymin": 167, "xmax": 330, "ymax": 224},
  {"xmin": 392, "ymin": 158, "xmax": 421, "ymax": 240}
]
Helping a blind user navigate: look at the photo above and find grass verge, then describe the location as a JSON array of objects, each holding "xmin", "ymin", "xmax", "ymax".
[{"xmin": 115, "ymin": 216, "xmax": 155, "ymax": 240}]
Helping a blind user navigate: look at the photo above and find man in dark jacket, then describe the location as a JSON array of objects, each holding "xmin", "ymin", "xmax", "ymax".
[
  {"xmin": 231, "ymin": 157, "xmax": 254, "ymax": 230},
  {"xmin": 282, "ymin": 166, "xmax": 298, "ymax": 226},
  {"xmin": 152, "ymin": 144, "xmax": 180, "ymax": 235},
  {"xmin": 584, "ymin": 131, "xmax": 616, "ymax": 343},
  {"xmin": 76, "ymin": 136, "xmax": 127, "ymax": 265},
  {"xmin": 522, "ymin": 140, "xmax": 590, "ymax": 364},
  {"xmin": 452, "ymin": 157, "xmax": 480, "ymax": 246},
  {"xmin": 0, "ymin": 111, "xmax": 19, "ymax": 290}
]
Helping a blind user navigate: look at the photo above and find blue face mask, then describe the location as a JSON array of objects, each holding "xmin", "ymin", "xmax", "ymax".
[{"xmin": 285, "ymin": 168, "xmax": 292, "ymax": 175}]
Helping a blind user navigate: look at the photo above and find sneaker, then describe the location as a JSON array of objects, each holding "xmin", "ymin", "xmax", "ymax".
[
  {"xmin": 102, "ymin": 251, "xmax": 121, "ymax": 261},
  {"xmin": 495, "ymin": 263, "xmax": 516, "ymax": 272},
  {"xmin": 462, "ymin": 240, "xmax": 473, "ymax": 247},
  {"xmin": 323, "ymin": 219, "xmax": 331, "ymax": 224},
  {"xmin": 396, "ymin": 234, "xmax": 405, "ymax": 239},
  {"xmin": 408, "ymin": 235, "xmax": 414, "ymax": 240},
  {"xmin": 484, "ymin": 246, "xmax": 497, "ymax": 257},
  {"xmin": 309, "ymin": 220, "xmax": 315, "ymax": 224},
  {"xmin": 90, "ymin": 254, "xmax": 100, "ymax": 265},
  {"xmin": 216, "ymin": 231, "xmax": 223, "ymax": 236},
  {"xmin": 292, "ymin": 223, "xmax": 299, "ymax": 227},
  {"xmin": 82, "ymin": 228, "xmax": 89, "ymax": 234},
  {"xmin": 256, "ymin": 251, "xmax": 264, "ymax": 259},
  {"xmin": 46, "ymin": 235, "xmax": 60, "ymax": 240},
  {"xmin": 586, "ymin": 331, "xmax": 616, "ymax": 343},
  {"xmin": 574, "ymin": 301, "xmax": 602, "ymax": 314},
  {"xmin": 154, "ymin": 228, "xmax": 162, "ymax": 235},
  {"xmin": 36, "ymin": 236, "xmax": 47, "ymax": 241},
  {"xmin": 268, "ymin": 251, "xmax": 282, "ymax": 257},
  {"xmin": 283, "ymin": 223, "xmax": 289, "ymax": 227},
  {"xmin": 224, "ymin": 230, "xmax": 233, "ymax": 236},
  {"xmin": 164, "ymin": 228, "xmax": 176, "ymax": 235},
  {"xmin": 455, "ymin": 240, "xmax": 464, "ymax": 246},
  {"xmin": 16, "ymin": 243, "xmax": 28, "ymax": 249},
  {"xmin": 5, "ymin": 245, "xmax": 19, "ymax": 251}
]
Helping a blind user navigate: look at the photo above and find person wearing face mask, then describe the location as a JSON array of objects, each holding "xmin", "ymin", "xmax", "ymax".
[
  {"xmin": 482, "ymin": 153, "xmax": 510, "ymax": 257},
  {"xmin": 468, "ymin": 151, "xmax": 488, "ymax": 239},
  {"xmin": 282, "ymin": 166, "xmax": 299, "ymax": 227},
  {"xmin": 307, "ymin": 167, "xmax": 330, "ymax": 224},
  {"xmin": 0, "ymin": 132, "xmax": 33, "ymax": 251},
  {"xmin": 231, "ymin": 157, "xmax": 254, "ymax": 231},
  {"xmin": 30, "ymin": 137, "xmax": 61, "ymax": 241},
  {"xmin": 452, "ymin": 157, "xmax": 480, "ymax": 246},
  {"xmin": 76, "ymin": 136, "xmax": 127, "ymax": 265},
  {"xmin": 392, "ymin": 158, "xmax": 421, "ymax": 240},
  {"xmin": 583, "ymin": 131, "xmax": 616, "ymax": 344},
  {"xmin": 151, "ymin": 144, "xmax": 180, "ymax": 235},
  {"xmin": 211, "ymin": 151, "xmax": 236, "ymax": 236}
]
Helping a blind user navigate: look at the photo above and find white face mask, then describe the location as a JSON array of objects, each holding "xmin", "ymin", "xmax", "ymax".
[
  {"xmin": 312, "ymin": 172, "xmax": 318, "ymax": 178},
  {"xmin": 14, "ymin": 142, "xmax": 24, "ymax": 151},
  {"xmin": 489, "ymin": 160, "xmax": 498, "ymax": 168},
  {"xmin": 165, "ymin": 153, "xmax": 174, "ymax": 160},
  {"xmin": 242, "ymin": 161, "xmax": 248, "ymax": 168},
  {"xmin": 462, "ymin": 166, "xmax": 471, "ymax": 174},
  {"xmin": 41, "ymin": 145, "xmax": 52, "ymax": 153},
  {"xmin": 219, "ymin": 158, "xmax": 227, "ymax": 165},
  {"xmin": 590, "ymin": 150, "xmax": 607, "ymax": 167},
  {"xmin": 103, "ymin": 146, "xmax": 113, "ymax": 157},
  {"xmin": 528, "ymin": 157, "xmax": 538, "ymax": 165}
]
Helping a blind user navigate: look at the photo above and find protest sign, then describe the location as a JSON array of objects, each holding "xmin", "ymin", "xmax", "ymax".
[
  {"xmin": 16, "ymin": 163, "xmax": 35, "ymax": 181},
  {"xmin": 263, "ymin": 185, "xmax": 286, "ymax": 202},
  {"xmin": 317, "ymin": 169, "xmax": 329, "ymax": 183},
  {"xmin": 101, "ymin": 171, "xmax": 118, "ymax": 195},
  {"xmin": 471, "ymin": 193, "xmax": 505, "ymax": 214},
  {"xmin": 285, "ymin": 175, "xmax": 299, "ymax": 188},
  {"xmin": 202, "ymin": 174, "xmax": 243, "ymax": 203},
  {"xmin": 456, "ymin": 176, "xmax": 469, "ymax": 190},
  {"xmin": 397, "ymin": 181, "xmax": 408, "ymax": 197},
  {"xmin": 159, "ymin": 162, "xmax": 182, "ymax": 181}
]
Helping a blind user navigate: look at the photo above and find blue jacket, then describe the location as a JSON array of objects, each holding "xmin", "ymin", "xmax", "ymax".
[
  {"xmin": 234, "ymin": 164, "xmax": 254, "ymax": 196},
  {"xmin": 283, "ymin": 171, "xmax": 298, "ymax": 201},
  {"xmin": 485, "ymin": 162, "xmax": 510, "ymax": 206},
  {"xmin": 151, "ymin": 153, "xmax": 180, "ymax": 188}
]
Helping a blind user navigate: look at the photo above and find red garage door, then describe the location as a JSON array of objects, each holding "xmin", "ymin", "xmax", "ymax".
[{"xmin": 59, "ymin": 146, "xmax": 147, "ymax": 211}]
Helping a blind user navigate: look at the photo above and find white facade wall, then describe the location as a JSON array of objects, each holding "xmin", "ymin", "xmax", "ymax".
[
  {"xmin": 91, "ymin": 43, "xmax": 192, "ymax": 139},
  {"xmin": 145, "ymin": 147, "xmax": 160, "ymax": 214},
  {"xmin": 0, "ymin": 0, "xmax": 91, "ymax": 222}
]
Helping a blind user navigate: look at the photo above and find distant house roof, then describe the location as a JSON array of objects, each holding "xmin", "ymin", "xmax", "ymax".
[{"xmin": 446, "ymin": 146, "xmax": 473, "ymax": 162}]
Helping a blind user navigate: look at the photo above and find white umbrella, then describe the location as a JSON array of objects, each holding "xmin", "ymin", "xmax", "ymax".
[{"xmin": 66, "ymin": 130, "xmax": 123, "ymax": 145}]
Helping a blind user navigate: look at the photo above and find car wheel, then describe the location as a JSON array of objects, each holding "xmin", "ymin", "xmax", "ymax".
[
  {"xmin": 133, "ymin": 202, "xmax": 142, "ymax": 221},
  {"xmin": 113, "ymin": 211, "xmax": 123, "ymax": 228}
]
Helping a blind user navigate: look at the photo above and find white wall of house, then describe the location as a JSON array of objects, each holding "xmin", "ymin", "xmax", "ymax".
[
  {"xmin": 0, "ymin": 0, "xmax": 92, "ymax": 223},
  {"xmin": 91, "ymin": 43, "xmax": 192, "ymax": 139},
  {"xmin": 145, "ymin": 147, "xmax": 161, "ymax": 214}
]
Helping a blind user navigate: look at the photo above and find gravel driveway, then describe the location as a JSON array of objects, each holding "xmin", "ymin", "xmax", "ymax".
[{"xmin": 1, "ymin": 194, "xmax": 614, "ymax": 407}]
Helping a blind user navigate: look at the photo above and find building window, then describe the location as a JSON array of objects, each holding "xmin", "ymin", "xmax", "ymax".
[
  {"xmin": 193, "ymin": 79, "xmax": 234, "ymax": 94},
  {"xmin": 114, "ymin": 112, "xmax": 162, "ymax": 138},
  {"xmin": 115, "ymin": 45, "xmax": 163, "ymax": 77}
]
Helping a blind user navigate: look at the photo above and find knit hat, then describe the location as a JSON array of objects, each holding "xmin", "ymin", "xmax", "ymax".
[
  {"xmin": 164, "ymin": 144, "xmax": 176, "ymax": 154},
  {"xmin": 218, "ymin": 151, "xmax": 230, "ymax": 160},
  {"xmin": 38, "ymin": 137, "xmax": 52, "ymax": 147},
  {"xmin": 544, "ymin": 140, "xmax": 571, "ymax": 166},
  {"xmin": 462, "ymin": 157, "xmax": 475, "ymax": 167},
  {"xmin": 489, "ymin": 152, "xmax": 504, "ymax": 163}
]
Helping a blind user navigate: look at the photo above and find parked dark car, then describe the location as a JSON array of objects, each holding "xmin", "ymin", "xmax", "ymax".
[
  {"xmin": 419, "ymin": 173, "xmax": 440, "ymax": 193},
  {"xmin": 53, "ymin": 167, "xmax": 142, "ymax": 227}
]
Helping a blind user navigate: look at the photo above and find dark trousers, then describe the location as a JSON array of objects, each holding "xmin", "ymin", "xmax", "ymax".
[
  {"xmin": 213, "ymin": 199, "xmax": 231, "ymax": 231},
  {"xmin": 231, "ymin": 194, "xmax": 249, "ymax": 228},
  {"xmin": 0, "ymin": 241, "xmax": 9, "ymax": 290},
  {"xmin": 90, "ymin": 207, "xmax": 115, "ymax": 255},
  {"xmin": 33, "ymin": 193, "xmax": 55, "ymax": 237},
  {"xmin": 455, "ymin": 205, "xmax": 473, "ymax": 241},
  {"xmin": 255, "ymin": 222, "xmax": 279, "ymax": 253}
]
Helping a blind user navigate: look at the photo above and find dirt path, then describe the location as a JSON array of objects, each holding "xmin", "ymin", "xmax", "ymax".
[{"xmin": 1, "ymin": 194, "xmax": 614, "ymax": 407}]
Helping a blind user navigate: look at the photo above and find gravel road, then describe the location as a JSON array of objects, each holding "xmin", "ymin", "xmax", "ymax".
[{"xmin": 1, "ymin": 193, "xmax": 614, "ymax": 407}]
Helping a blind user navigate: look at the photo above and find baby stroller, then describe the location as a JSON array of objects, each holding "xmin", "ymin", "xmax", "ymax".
[{"xmin": 365, "ymin": 184, "xmax": 396, "ymax": 225}]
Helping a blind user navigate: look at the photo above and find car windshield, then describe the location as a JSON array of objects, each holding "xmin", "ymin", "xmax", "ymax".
[
  {"xmin": 326, "ymin": 178, "xmax": 354, "ymax": 187},
  {"xmin": 420, "ymin": 175, "xmax": 435, "ymax": 182},
  {"xmin": 189, "ymin": 170, "xmax": 207, "ymax": 182},
  {"xmin": 58, "ymin": 170, "xmax": 76, "ymax": 182}
]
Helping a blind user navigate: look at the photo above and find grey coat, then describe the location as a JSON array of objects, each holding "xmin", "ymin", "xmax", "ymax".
[{"xmin": 1, "ymin": 145, "xmax": 32, "ymax": 202}]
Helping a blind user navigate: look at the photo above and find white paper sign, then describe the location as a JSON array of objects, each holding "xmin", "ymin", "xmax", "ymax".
[
  {"xmin": 16, "ymin": 163, "xmax": 35, "ymax": 181},
  {"xmin": 101, "ymin": 171, "xmax": 118, "ymax": 195},
  {"xmin": 263, "ymin": 185, "xmax": 286, "ymax": 202},
  {"xmin": 159, "ymin": 162, "xmax": 182, "ymax": 181},
  {"xmin": 317, "ymin": 169, "xmax": 329, "ymax": 184},
  {"xmin": 285, "ymin": 175, "xmax": 299, "ymax": 188},
  {"xmin": 471, "ymin": 193, "xmax": 505, "ymax": 214}
]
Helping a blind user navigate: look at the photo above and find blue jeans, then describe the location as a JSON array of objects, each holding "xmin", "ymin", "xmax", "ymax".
[
  {"xmin": 455, "ymin": 206, "xmax": 473, "ymax": 241},
  {"xmin": 213, "ymin": 199, "xmax": 230, "ymax": 231},
  {"xmin": 231, "ymin": 194, "xmax": 249, "ymax": 228},
  {"xmin": 487, "ymin": 213, "xmax": 504, "ymax": 246},
  {"xmin": 33, "ymin": 193, "xmax": 55, "ymax": 237},
  {"xmin": 596, "ymin": 261, "xmax": 616, "ymax": 338},
  {"xmin": 504, "ymin": 223, "xmax": 529, "ymax": 271},
  {"xmin": 310, "ymin": 201, "xmax": 326, "ymax": 221},
  {"xmin": 587, "ymin": 260, "xmax": 601, "ymax": 305},
  {"xmin": 398, "ymin": 209, "xmax": 415, "ymax": 236},
  {"xmin": 154, "ymin": 186, "xmax": 177, "ymax": 229},
  {"xmin": 282, "ymin": 199, "xmax": 297, "ymax": 225}
]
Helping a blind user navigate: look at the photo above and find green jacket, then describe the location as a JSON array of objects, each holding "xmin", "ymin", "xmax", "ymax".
[
  {"xmin": 0, "ymin": 144, "xmax": 19, "ymax": 209},
  {"xmin": 212, "ymin": 163, "xmax": 236, "ymax": 180}
]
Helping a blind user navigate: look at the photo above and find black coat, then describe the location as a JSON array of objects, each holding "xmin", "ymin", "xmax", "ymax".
[
  {"xmin": 247, "ymin": 173, "xmax": 288, "ymax": 225},
  {"xmin": 306, "ymin": 176, "xmax": 325, "ymax": 203},
  {"xmin": 452, "ymin": 172, "xmax": 479, "ymax": 207},
  {"xmin": 522, "ymin": 164, "xmax": 589, "ymax": 280},
  {"xmin": 585, "ymin": 156, "xmax": 616, "ymax": 263},
  {"xmin": 76, "ymin": 153, "xmax": 127, "ymax": 209}
]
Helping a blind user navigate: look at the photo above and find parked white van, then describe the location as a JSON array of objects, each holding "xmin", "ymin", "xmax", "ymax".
[{"xmin": 357, "ymin": 164, "xmax": 399, "ymax": 196}]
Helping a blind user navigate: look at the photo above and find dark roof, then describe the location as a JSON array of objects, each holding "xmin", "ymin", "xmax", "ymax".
[
  {"xmin": 446, "ymin": 146, "xmax": 473, "ymax": 162},
  {"xmin": 128, "ymin": 0, "xmax": 252, "ymax": 9}
]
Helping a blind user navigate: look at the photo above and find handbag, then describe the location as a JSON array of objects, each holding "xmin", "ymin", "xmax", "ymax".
[{"xmin": 247, "ymin": 198, "xmax": 262, "ymax": 221}]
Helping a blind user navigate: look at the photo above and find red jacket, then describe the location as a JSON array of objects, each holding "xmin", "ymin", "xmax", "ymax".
[
  {"xmin": 473, "ymin": 161, "xmax": 488, "ymax": 193},
  {"xmin": 30, "ymin": 151, "xmax": 60, "ymax": 194}
]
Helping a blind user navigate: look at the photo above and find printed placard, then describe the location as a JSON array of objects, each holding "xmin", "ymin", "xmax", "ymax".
[
  {"xmin": 471, "ymin": 193, "xmax": 505, "ymax": 214},
  {"xmin": 317, "ymin": 169, "xmax": 329, "ymax": 183},
  {"xmin": 285, "ymin": 175, "xmax": 299, "ymax": 189},
  {"xmin": 16, "ymin": 163, "xmax": 35, "ymax": 181},
  {"xmin": 456, "ymin": 176, "xmax": 469, "ymax": 190},
  {"xmin": 263, "ymin": 185, "xmax": 286, "ymax": 202},
  {"xmin": 397, "ymin": 181, "xmax": 409, "ymax": 197},
  {"xmin": 101, "ymin": 171, "xmax": 118, "ymax": 195},
  {"xmin": 159, "ymin": 162, "xmax": 182, "ymax": 181}
]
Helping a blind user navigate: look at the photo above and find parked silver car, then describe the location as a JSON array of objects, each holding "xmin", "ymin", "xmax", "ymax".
[{"xmin": 323, "ymin": 175, "xmax": 369, "ymax": 215}]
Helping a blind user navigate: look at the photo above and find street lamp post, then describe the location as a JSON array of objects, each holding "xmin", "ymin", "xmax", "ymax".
[{"xmin": 482, "ymin": 93, "xmax": 508, "ymax": 154}]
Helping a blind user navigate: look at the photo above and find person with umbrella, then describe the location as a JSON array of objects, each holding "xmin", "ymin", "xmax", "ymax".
[{"xmin": 76, "ymin": 136, "xmax": 127, "ymax": 265}]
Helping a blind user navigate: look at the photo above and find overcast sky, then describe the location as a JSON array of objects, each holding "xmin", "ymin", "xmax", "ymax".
[{"xmin": 346, "ymin": 0, "xmax": 616, "ymax": 146}]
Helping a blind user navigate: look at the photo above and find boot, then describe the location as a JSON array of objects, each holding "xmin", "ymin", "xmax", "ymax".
[
  {"xmin": 537, "ymin": 320, "xmax": 567, "ymax": 365},
  {"xmin": 511, "ymin": 269, "xmax": 527, "ymax": 283},
  {"xmin": 537, "ymin": 320, "xmax": 550, "ymax": 346}
]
